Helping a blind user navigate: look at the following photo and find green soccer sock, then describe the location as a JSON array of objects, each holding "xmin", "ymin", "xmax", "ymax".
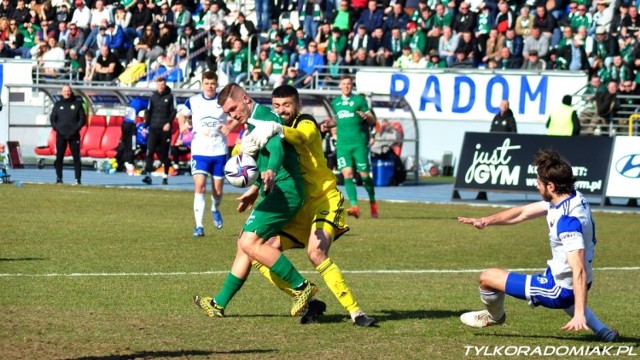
[
  {"xmin": 362, "ymin": 175, "xmax": 376, "ymax": 203},
  {"xmin": 344, "ymin": 177, "xmax": 358, "ymax": 206},
  {"xmin": 270, "ymin": 253, "xmax": 305, "ymax": 289},
  {"xmin": 213, "ymin": 273, "xmax": 246, "ymax": 308}
]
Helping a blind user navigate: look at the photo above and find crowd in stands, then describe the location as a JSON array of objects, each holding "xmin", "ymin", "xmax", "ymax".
[{"xmin": 0, "ymin": 0, "xmax": 638, "ymax": 118}]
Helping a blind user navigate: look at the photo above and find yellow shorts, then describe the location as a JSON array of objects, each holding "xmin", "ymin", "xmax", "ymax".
[{"xmin": 278, "ymin": 188, "xmax": 350, "ymax": 250}]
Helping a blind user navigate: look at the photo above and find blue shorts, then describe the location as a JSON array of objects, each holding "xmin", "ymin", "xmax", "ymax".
[
  {"xmin": 505, "ymin": 268, "xmax": 587, "ymax": 309},
  {"xmin": 191, "ymin": 155, "xmax": 227, "ymax": 178}
]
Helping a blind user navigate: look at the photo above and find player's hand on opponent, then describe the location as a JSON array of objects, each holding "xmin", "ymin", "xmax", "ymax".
[
  {"xmin": 218, "ymin": 124, "xmax": 231, "ymax": 136},
  {"xmin": 320, "ymin": 118, "xmax": 335, "ymax": 132},
  {"xmin": 237, "ymin": 185, "xmax": 259, "ymax": 212},
  {"xmin": 561, "ymin": 314, "xmax": 590, "ymax": 332},
  {"xmin": 458, "ymin": 216, "xmax": 488, "ymax": 229},
  {"xmin": 240, "ymin": 135, "xmax": 260, "ymax": 156},
  {"xmin": 247, "ymin": 119, "xmax": 283, "ymax": 148},
  {"xmin": 261, "ymin": 169, "xmax": 275, "ymax": 193}
]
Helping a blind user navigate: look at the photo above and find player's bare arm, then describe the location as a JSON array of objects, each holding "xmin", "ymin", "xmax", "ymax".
[
  {"xmin": 562, "ymin": 248, "xmax": 590, "ymax": 332},
  {"xmin": 357, "ymin": 110, "xmax": 377, "ymax": 126},
  {"xmin": 458, "ymin": 201, "xmax": 547, "ymax": 229},
  {"xmin": 177, "ymin": 113, "xmax": 190, "ymax": 134},
  {"xmin": 237, "ymin": 185, "xmax": 259, "ymax": 212}
]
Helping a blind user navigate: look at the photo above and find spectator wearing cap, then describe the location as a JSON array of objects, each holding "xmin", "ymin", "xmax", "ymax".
[
  {"xmin": 426, "ymin": 49, "xmax": 446, "ymax": 68},
  {"xmin": 173, "ymin": 2, "xmax": 192, "ymax": 36},
  {"xmin": 592, "ymin": 0, "xmax": 613, "ymax": 33},
  {"xmin": 404, "ymin": 21, "xmax": 426, "ymax": 55},
  {"xmin": 105, "ymin": 21, "xmax": 131, "ymax": 61},
  {"xmin": 282, "ymin": 66, "xmax": 304, "ymax": 88},
  {"xmin": 56, "ymin": 3, "xmax": 72, "ymax": 24},
  {"xmin": 450, "ymin": 49, "xmax": 475, "ymax": 68},
  {"xmin": 521, "ymin": 49, "xmax": 546, "ymax": 70},
  {"xmin": 591, "ymin": 25, "xmax": 618, "ymax": 68},
  {"xmin": 130, "ymin": 0, "xmax": 153, "ymax": 38},
  {"xmin": 230, "ymin": 12, "xmax": 257, "ymax": 49},
  {"xmin": 453, "ymin": 1, "xmax": 477, "ymax": 34},
  {"xmin": 298, "ymin": 0, "xmax": 323, "ymax": 41},
  {"xmin": 327, "ymin": 26, "xmax": 347, "ymax": 58},
  {"xmin": 522, "ymin": 26, "xmax": 549, "ymax": 59},
  {"xmin": 438, "ymin": 26, "xmax": 458, "ymax": 67},
  {"xmin": 383, "ymin": 2, "xmax": 409, "ymax": 33},
  {"xmin": 354, "ymin": 0, "xmax": 384, "ymax": 35},
  {"xmin": 265, "ymin": 41, "xmax": 289, "ymax": 86},
  {"xmin": 350, "ymin": 24, "xmax": 369, "ymax": 54},
  {"xmin": 431, "ymin": 4, "xmax": 453, "ymax": 29}
]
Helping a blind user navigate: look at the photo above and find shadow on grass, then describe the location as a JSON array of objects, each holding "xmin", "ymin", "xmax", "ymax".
[
  {"xmin": 475, "ymin": 332, "xmax": 640, "ymax": 344},
  {"xmin": 0, "ymin": 257, "xmax": 48, "ymax": 262},
  {"xmin": 298, "ymin": 309, "xmax": 462, "ymax": 325},
  {"xmin": 68, "ymin": 349, "xmax": 275, "ymax": 360}
]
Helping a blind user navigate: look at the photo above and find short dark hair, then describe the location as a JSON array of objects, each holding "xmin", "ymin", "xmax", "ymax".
[
  {"xmin": 202, "ymin": 70, "xmax": 217, "ymax": 82},
  {"xmin": 218, "ymin": 82, "xmax": 243, "ymax": 106},
  {"xmin": 272, "ymin": 84, "xmax": 299, "ymax": 104},
  {"xmin": 562, "ymin": 95, "xmax": 572, "ymax": 105},
  {"xmin": 534, "ymin": 149, "xmax": 576, "ymax": 195}
]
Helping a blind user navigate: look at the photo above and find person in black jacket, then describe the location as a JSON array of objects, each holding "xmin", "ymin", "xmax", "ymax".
[
  {"xmin": 50, "ymin": 84, "xmax": 86, "ymax": 185},
  {"xmin": 142, "ymin": 77, "xmax": 176, "ymax": 185},
  {"xmin": 490, "ymin": 100, "xmax": 518, "ymax": 133}
]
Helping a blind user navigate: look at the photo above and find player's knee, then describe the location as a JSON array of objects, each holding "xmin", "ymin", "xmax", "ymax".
[
  {"xmin": 479, "ymin": 269, "xmax": 495, "ymax": 288},
  {"xmin": 478, "ymin": 268, "xmax": 503, "ymax": 290},
  {"xmin": 265, "ymin": 236, "xmax": 281, "ymax": 249}
]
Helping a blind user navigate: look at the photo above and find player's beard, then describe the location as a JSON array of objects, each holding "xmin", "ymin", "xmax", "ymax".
[{"xmin": 540, "ymin": 187, "xmax": 552, "ymax": 202}]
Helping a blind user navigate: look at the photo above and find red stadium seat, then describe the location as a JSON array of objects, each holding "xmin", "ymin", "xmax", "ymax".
[
  {"xmin": 34, "ymin": 128, "xmax": 57, "ymax": 156},
  {"xmin": 109, "ymin": 115, "xmax": 124, "ymax": 127},
  {"xmin": 81, "ymin": 116, "xmax": 107, "ymax": 156},
  {"xmin": 87, "ymin": 124, "xmax": 121, "ymax": 158}
]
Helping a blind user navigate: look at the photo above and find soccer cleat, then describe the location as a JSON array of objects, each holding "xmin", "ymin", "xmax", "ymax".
[
  {"xmin": 73, "ymin": 179, "xmax": 81, "ymax": 186},
  {"xmin": 193, "ymin": 226, "xmax": 204, "ymax": 237},
  {"xmin": 212, "ymin": 210, "xmax": 223, "ymax": 229},
  {"xmin": 142, "ymin": 176, "xmax": 152, "ymax": 185},
  {"xmin": 291, "ymin": 281, "xmax": 318, "ymax": 316},
  {"xmin": 300, "ymin": 299, "xmax": 327, "ymax": 324},
  {"xmin": 56, "ymin": 178, "xmax": 63, "ymax": 184},
  {"xmin": 162, "ymin": 178, "xmax": 168, "ymax": 185},
  {"xmin": 354, "ymin": 313, "xmax": 377, "ymax": 327},
  {"xmin": 193, "ymin": 295, "xmax": 224, "ymax": 318},
  {"xmin": 460, "ymin": 310, "xmax": 506, "ymax": 328},
  {"xmin": 370, "ymin": 202, "xmax": 379, "ymax": 218},
  {"xmin": 347, "ymin": 206, "xmax": 361, "ymax": 219}
]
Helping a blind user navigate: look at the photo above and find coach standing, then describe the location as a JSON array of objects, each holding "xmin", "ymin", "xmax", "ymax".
[
  {"xmin": 142, "ymin": 77, "xmax": 176, "ymax": 185},
  {"xmin": 50, "ymin": 84, "xmax": 86, "ymax": 185}
]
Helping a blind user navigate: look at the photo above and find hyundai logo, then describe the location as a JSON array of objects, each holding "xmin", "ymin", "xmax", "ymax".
[{"xmin": 615, "ymin": 154, "xmax": 640, "ymax": 178}]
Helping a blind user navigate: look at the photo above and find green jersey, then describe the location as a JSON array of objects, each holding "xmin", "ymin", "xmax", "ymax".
[
  {"xmin": 225, "ymin": 48, "xmax": 249, "ymax": 73},
  {"xmin": 332, "ymin": 94, "xmax": 371, "ymax": 148},
  {"xmin": 248, "ymin": 104, "xmax": 302, "ymax": 189},
  {"xmin": 268, "ymin": 51, "xmax": 289, "ymax": 75}
]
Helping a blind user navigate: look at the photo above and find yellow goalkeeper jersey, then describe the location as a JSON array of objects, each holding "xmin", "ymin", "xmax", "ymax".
[{"xmin": 283, "ymin": 113, "xmax": 337, "ymax": 199}]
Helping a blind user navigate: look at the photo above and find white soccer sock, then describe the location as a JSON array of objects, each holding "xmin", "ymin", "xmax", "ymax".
[
  {"xmin": 480, "ymin": 288, "xmax": 505, "ymax": 320},
  {"xmin": 211, "ymin": 194, "xmax": 222, "ymax": 212},
  {"xmin": 563, "ymin": 306, "xmax": 609, "ymax": 336},
  {"xmin": 194, "ymin": 193, "xmax": 205, "ymax": 227}
]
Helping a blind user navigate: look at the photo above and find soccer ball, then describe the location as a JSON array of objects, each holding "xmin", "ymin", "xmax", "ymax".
[{"xmin": 224, "ymin": 154, "xmax": 259, "ymax": 188}]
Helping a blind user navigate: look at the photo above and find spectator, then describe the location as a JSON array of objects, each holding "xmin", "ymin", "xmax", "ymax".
[
  {"xmin": 18, "ymin": 21, "xmax": 38, "ymax": 58},
  {"xmin": 591, "ymin": 26, "xmax": 618, "ymax": 68},
  {"xmin": 323, "ymin": 50, "xmax": 347, "ymax": 83},
  {"xmin": 153, "ymin": 3, "xmax": 175, "ymax": 32},
  {"xmin": 476, "ymin": 5, "xmax": 491, "ymax": 53},
  {"xmin": 68, "ymin": 48, "xmax": 86, "ymax": 80},
  {"xmin": 142, "ymin": 77, "xmax": 176, "ymax": 185},
  {"xmin": 482, "ymin": 28, "xmax": 503, "ymax": 64},
  {"xmin": 557, "ymin": 36, "xmax": 588, "ymax": 71},
  {"xmin": 582, "ymin": 81, "xmax": 618, "ymax": 134},
  {"xmin": 327, "ymin": 26, "xmax": 347, "ymax": 58},
  {"xmin": 69, "ymin": 0, "xmax": 92, "ymax": 34},
  {"xmin": 453, "ymin": 1, "xmax": 477, "ymax": 34},
  {"xmin": 222, "ymin": 38, "xmax": 249, "ymax": 84},
  {"xmin": 426, "ymin": 49, "xmax": 447, "ymax": 68},
  {"xmin": 557, "ymin": 26, "xmax": 574, "ymax": 51},
  {"xmin": 489, "ymin": 99, "xmax": 517, "ymax": 133},
  {"xmin": 12, "ymin": 0, "xmax": 30, "ymax": 25},
  {"xmin": 456, "ymin": 30, "xmax": 480, "ymax": 65},
  {"xmin": 370, "ymin": 119, "xmax": 402, "ymax": 157},
  {"xmin": 451, "ymin": 49, "xmax": 475, "ymax": 68},
  {"xmin": 570, "ymin": 4, "xmax": 592, "ymax": 32},
  {"xmin": 367, "ymin": 26, "xmax": 387, "ymax": 65},
  {"xmin": 515, "ymin": 6, "xmax": 535, "ymax": 38},
  {"xmin": 65, "ymin": 21, "xmax": 85, "ymax": 56},
  {"xmin": 56, "ymin": 3, "xmax": 72, "ymax": 24},
  {"xmin": 133, "ymin": 24, "xmax": 162, "ymax": 63},
  {"xmin": 0, "ymin": 0, "xmax": 13, "ymax": 19},
  {"xmin": 57, "ymin": 21, "xmax": 71, "ymax": 47},
  {"xmin": 345, "ymin": 46, "xmax": 372, "ymax": 66},
  {"xmin": 80, "ymin": 18, "xmax": 109, "ymax": 56},
  {"xmin": 173, "ymin": 2, "xmax": 192, "ymax": 35},
  {"xmin": 265, "ymin": 41, "xmax": 289, "ymax": 86},
  {"xmin": 438, "ymin": 26, "xmax": 458, "ymax": 66},
  {"xmin": 130, "ymin": 0, "xmax": 152, "ymax": 38},
  {"xmin": 298, "ymin": 0, "xmax": 323, "ymax": 41},
  {"xmin": 417, "ymin": 5, "xmax": 435, "ymax": 35},
  {"xmin": 424, "ymin": 25, "xmax": 441, "ymax": 56},
  {"xmin": 205, "ymin": 22, "xmax": 224, "ymax": 72},
  {"xmin": 592, "ymin": 0, "xmax": 613, "ymax": 33},
  {"xmin": 385, "ymin": 26, "xmax": 404, "ymax": 60},
  {"xmin": 521, "ymin": 49, "xmax": 546, "ymax": 70},
  {"xmin": 406, "ymin": 49, "xmax": 428, "ymax": 68},
  {"xmin": 497, "ymin": 47, "xmax": 522, "ymax": 69},
  {"xmin": 0, "ymin": 38, "xmax": 12, "ymax": 57},
  {"xmin": 533, "ymin": 5, "xmax": 558, "ymax": 47},
  {"xmin": 404, "ymin": 21, "xmax": 426, "ymax": 55},
  {"xmin": 546, "ymin": 95, "xmax": 580, "ymax": 136},
  {"xmin": 105, "ymin": 21, "xmax": 131, "ymax": 60},
  {"xmin": 502, "ymin": 28, "xmax": 523, "ymax": 61},
  {"xmin": 315, "ymin": 21, "xmax": 331, "ymax": 52},
  {"xmin": 5, "ymin": 19, "xmax": 21, "ymax": 55},
  {"xmin": 230, "ymin": 12, "xmax": 257, "ymax": 49},
  {"xmin": 41, "ymin": 39, "xmax": 66, "ymax": 77},
  {"xmin": 609, "ymin": 3, "xmax": 627, "ymax": 37},
  {"xmin": 331, "ymin": 0, "xmax": 355, "ymax": 33},
  {"xmin": 577, "ymin": 75, "xmax": 605, "ymax": 121},
  {"xmin": 245, "ymin": 66, "xmax": 269, "ymax": 90},
  {"xmin": 50, "ymin": 84, "xmax": 86, "ymax": 185},
  {"xmin": 621, "ymin": 5, "xmax": 640, "ymax": 38},
  {"xmin": 36, "ymin": 20, "xmax": 55, "ymax": 43},
  {"xmin": 393, "ymin": 45, "xmax": 412, "ymax": 68},
  {"xmin": 93, "ymin": 44, "xmax": 122, "ymax": 82},
  {"xmin": 383, "ymin": 2, "xmax": 409, "ymax": 33},
  {"xmin": 83, "ymin": 50, "xmax": 96, "ymax": 81},
  {"xmin": 350, "ymin": 24, "xmax": 369, "ymax": 54},
  {"xmin": 298, "ymin": 40, "xmax": 325, "ymax": 87},
  {"xmin": 282, "ymin": 66, "xmax": 304, "ymax": 87},
  {"xmin": 495, "ymin": 1, "xmax": 515, "ymax": 35},
  {"xmin": 432, "ymin": 4, "xmax": 453, "ymax": 29},
  {"xmin": 201, "ymin": 1, "xmax": 226, "ymax": 30},
  {"xmin": 90, "ymin": 0, "xmax": 113, "ymax": 31},
  {"xmin": 522, "ymin": 26, "xmax": 549, "ymax": 58},
  {"xmin": 355, "ymin": 0, "xmax": 383, "ymax": 34}
]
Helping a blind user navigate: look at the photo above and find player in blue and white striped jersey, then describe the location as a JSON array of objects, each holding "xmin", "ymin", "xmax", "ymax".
[
  {"xmin": 457, "ymin": 149, "xmax": 618, "ymax": 342},
  {"xmin": 178, "ymin": 71, "xmax": 237, "ymax": 237}
]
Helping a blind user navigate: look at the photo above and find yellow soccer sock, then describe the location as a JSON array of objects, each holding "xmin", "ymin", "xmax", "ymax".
[
  {"xmin": 252, "ymin": 260, "xmax": 296, "ymax": 297},
  {"xmin": 317, "ymin": 258, "xmax": 360, "ymax": 314}
]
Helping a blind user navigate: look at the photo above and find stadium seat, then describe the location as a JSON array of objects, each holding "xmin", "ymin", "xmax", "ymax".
[
  {"xmin": 109, "ymin": 115, "xmax": 124, "ymax": 127},
  {"xmin": 34, "ymin": 128, "xmax": 57, "ymax": 156},
  {"xmin": 81, "ymin": 116, "xmax": 107, "ymax": 156},
  {"xmin": 87, "ymin": 116, "xmax": 122, "ymax": 158}
]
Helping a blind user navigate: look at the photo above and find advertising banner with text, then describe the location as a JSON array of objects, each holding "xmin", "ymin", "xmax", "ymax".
[
  {"xmin": 454, "ymin": 133, "xmax": 614, "ymax": 196},
  {"xmin": 355, "ymin": 70, "xmax": 587, "ymax": 122},
  {"xmin": 605, "ymin": 136, "xmax": 640, "ymax": 199}
]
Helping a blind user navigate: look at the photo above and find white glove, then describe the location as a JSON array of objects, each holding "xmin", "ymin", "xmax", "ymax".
[
  {"xmin": 240, "ymin": 134, "xmax": 260, "ymax": 156},
  {"xmin": 247, "ymin": 119, "xmax": 284, "ymax": 148}
]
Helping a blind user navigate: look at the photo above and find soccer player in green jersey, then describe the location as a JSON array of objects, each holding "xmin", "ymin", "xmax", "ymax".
[
  {"xmin": 327, "ymin": 75, "xmax": 378, "ymax": 219},
  {"xmin": 193, "ymin": 82, "xmax": 317, "ymax": 318}
]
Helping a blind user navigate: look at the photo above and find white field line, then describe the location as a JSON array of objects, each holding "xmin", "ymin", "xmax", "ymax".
[{"xmin": 1, "ymin": 267, "xmax": 639, "ymax": 278}]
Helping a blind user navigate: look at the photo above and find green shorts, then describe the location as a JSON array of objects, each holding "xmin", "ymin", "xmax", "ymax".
[
  {"xmin": 243, "ymin": 177, "xmax": 304, "ymax": 240},
  {"xmin": 336, "ymin": 145, "xmax": 370, "ymax": 173}
]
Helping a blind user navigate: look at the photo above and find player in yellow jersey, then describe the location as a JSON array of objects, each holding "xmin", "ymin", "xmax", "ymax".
[{"xmin": 240, "ymin": 85, "xmax": 377, "ymax": 327}]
